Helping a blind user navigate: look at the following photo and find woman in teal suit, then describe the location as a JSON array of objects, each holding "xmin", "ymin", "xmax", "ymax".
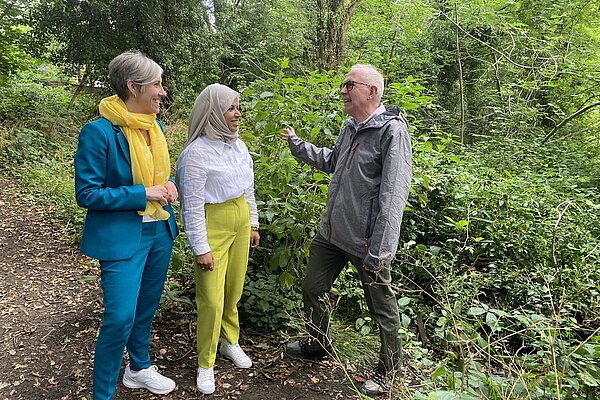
[{"xmin": 74, "ymin": 50, "xmax": 178, "ymax": 400}]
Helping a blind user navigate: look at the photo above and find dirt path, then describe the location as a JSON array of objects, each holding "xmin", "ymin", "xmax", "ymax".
[{"xmin": 0, "ymin": 177, "xmax": 360, "ymax": 399}]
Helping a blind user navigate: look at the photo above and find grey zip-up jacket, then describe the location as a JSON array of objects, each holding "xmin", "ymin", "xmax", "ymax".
[{"xmin": 288, "ymin": 106, "xmax": 412, "ymax": 271}]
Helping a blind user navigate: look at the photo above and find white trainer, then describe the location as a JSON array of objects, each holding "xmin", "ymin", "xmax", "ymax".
[
  {"xmin": 196, "ymin": 366, "xmax": 215, "ymax": 395},
  {"xmin": 122, "ymin": 364, "xmax": 176, "ymax": 395},
  {"xmin": 219, "ymin": 338, "xmax": 252, "ymax": 368}
]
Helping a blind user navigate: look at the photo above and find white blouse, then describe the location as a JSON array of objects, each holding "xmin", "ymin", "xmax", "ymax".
[{"xmin": 177, "ymin": 136, "xmax": 259, "ymax": 255}]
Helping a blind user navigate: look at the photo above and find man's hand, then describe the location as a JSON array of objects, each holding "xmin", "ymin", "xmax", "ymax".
[
  {"xmin": 196, "ymin": 252, "xmax": 214, "ymax": 271},
  {"xmin": 281, "ymin": 125, "xmax": 296, "ymax": 141}
]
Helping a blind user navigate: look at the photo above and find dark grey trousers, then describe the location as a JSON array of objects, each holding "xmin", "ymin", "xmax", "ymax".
[{"xmin": 301, "ymin": 232, "xmax": 402, "ymax": 373}]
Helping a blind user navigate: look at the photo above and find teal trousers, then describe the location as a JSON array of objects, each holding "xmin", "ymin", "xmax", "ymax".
[{"xmin": 93, "ymin": 220, "xmax": 173, "ymax": 400}]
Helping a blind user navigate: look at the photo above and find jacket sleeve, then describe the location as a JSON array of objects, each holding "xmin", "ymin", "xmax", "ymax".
[
  {"xmin": 177, "ymin": 147, "xmax": 211, "ymax": 255},
  {"xmin": 287, "ymin": 134, "xmax": 339, "ymax": 174},
  {"xmin": 363, "ymin": 118, "xmax": 412, "ymax": 271},
  {"xmin": 74, "ymin": 122, "xmax": 147, "ymax": 211}
]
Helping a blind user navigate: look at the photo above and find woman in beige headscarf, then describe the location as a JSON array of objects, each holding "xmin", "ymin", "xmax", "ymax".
[{"xmin": 176, "ymin": 84, "xmax": 260, "ymax": 395}]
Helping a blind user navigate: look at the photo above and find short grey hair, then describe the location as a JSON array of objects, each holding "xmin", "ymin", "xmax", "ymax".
[
  {"xmin": 108, "ymin": 50, "xmax": 163, "ymax": 101},
  {"xmin": 347, "ymin": 64, "xmax": 385, "ymax": 103}
]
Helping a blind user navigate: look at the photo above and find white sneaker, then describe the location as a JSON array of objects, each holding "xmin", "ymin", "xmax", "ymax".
[
  {"xmin": 196, "ymin": 367, "xmax": 215, "ymax": 395},
  {"xmin": 122, "ymin": 364, "xmax": 176, "ymax": 395},
  {"xmin": 219, "ymin": 338, "xmax": 252, "ymax": 368}
]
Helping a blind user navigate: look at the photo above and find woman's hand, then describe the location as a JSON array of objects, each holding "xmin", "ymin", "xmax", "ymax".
[
  {"xmin": 164, "ymin": 181, "xmax": 178, "ymax": 203},
  {"xmin": 145, "ymin": 185, "xmax": 168, "ymax": 205},
  {"xmin": 196, "ymin": 252, "xmax": 214, "ymax": 271},
  {"xmin": 281, "ymin": 125, "xmax": 296, "ymax": 141},
  {"xmin": 250, "ymin": 230, "xmax": 260, "ymax": 248}
]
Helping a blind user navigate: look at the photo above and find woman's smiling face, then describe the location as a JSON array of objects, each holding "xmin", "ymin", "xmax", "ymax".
[
  {"xmin": 224, "ymin": 97, "xmax": 241, "ymax": 132},
  {"xmin": 127, "ymin": 77, "xmax": 166, "ymax": 114}
]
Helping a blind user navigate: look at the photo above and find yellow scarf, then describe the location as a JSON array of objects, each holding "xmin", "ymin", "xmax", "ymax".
[{"xmin": 99, "ymin": 95, "xmax": 171, "ymax": 220}]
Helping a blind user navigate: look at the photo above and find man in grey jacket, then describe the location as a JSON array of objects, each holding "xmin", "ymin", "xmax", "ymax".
[{"xmin": 281, "ymin": 64, "xmax": 412, "ymax": 396}]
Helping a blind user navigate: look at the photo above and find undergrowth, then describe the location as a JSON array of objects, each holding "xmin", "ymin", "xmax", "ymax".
[{"xmin": 2, "ymin": 63, "xmax": 599, "ymax": 399}]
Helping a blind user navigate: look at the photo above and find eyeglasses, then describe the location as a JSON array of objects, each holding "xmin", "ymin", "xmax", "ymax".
[{"xmin": 340, "ymin": 80, "xmax": 371, "ymax": 91}]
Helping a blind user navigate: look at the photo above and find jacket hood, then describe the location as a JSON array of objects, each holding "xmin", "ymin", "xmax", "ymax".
[{"xmin": 344, "ymin": 105, "xmax": 405, "ymax": 131}]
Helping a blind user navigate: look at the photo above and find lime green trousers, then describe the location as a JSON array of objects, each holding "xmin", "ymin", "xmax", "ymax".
[{"xmin": 196, "ymin": 195, "xmax": 251, "ymax": 368}]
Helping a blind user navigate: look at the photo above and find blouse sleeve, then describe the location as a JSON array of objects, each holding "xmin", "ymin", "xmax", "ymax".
[
  {"xmin": 177, "ymin": 146, "xmax": 211, "ymax": 255},
  {"xmin": 243, "ymin": 148, "xmax": 259, "ymax": 227}
]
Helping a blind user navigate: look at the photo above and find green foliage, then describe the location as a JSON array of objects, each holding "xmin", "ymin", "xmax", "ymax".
[
  {"xmin": 0, "ymin": 63, "xmax": 98, "ymax": 235},
  {"xmin": 239, "ymin": 268, "xmax": 302, "ymax": 330},
  {"xmin": 392, "ymin": 132, "xmax": 600, "ymax": 397},
  {"xmin": 241, "ymin": 63, "xmax": 341, "ymax": 281},
  {"xmin": 0, "ymin": 63, "xmax": 97, "ymax": 126},
  {"xmin": 0, "ymin": 1, "xmax": 29, "ymax": 83},
  {"xmin": 240, "ymin": 62, "xmax": 433, "ymax": 315}
]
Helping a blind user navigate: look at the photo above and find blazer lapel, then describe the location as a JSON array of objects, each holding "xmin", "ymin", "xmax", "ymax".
[{"xmin": 115, "ymin": 127, "xmax": 131, "ymax": 166}]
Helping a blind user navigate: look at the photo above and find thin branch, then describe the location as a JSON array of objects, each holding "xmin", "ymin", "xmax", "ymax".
[
  {"xmin": 542, "ymin": 101, "xmax": 600, "ymax": 143},
  {"xmin": 455, "ymin": 3, "xmax": 465, "ymax": 144},
  {"xmin": 438, "ymin": 10, "xmax": 536, "ymax": 70},
  {"xmin": 551, "ymin": 201, "xmax": 571, "ymax": 267}
]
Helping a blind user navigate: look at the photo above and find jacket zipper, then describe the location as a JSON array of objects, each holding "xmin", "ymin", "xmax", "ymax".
[{"xmin": 347, "ymin": 143, "xmax": 359, "ymax": 169}]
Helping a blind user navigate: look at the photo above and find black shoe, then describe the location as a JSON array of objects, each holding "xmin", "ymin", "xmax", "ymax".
[
  {"xmin": 285, "ymin": 339, "xmax": 330, "ymax": 359},
  {"xmin": 359, "ymin": 368, "xmax": 388, "ymax": 397}
]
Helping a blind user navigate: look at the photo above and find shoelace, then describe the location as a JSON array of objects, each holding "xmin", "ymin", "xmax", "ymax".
[
  {"xmin": 298, "ymin": 339, "xmax": 310, "ymax": 353},
  {"xmin": 227, "ymin": 344, "xmax": 248, "ymax": 360},
  {"xmin": 198, "ymin": 367, "xmax": 214, "ymax": 382},
  {"xmin": 371, "ymin": 369, "xmax": 387, "ymax": 388},
  {"xmin": 133, "ymin": 365, "xmax": 158, "ymax": 379}
]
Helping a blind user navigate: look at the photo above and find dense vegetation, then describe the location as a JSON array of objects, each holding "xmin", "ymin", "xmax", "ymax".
[{"xmin": 1, "ymin": 0, "xmax": 599, "ymax": 398}]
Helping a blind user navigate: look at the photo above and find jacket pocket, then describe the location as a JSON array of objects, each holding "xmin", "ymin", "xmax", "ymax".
[
  {"xmin": 365, "ymin": 197, "xmax": 374, "ymax": 237},
  {"xmin": 364, "ymin": 195, "xmax": 381, "ymax": 239}
]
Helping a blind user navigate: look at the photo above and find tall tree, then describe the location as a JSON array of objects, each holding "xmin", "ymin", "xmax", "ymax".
[
  {"xmin": 312, "ymin": 0, "xmax": 361, "ymax": 69},
  {"xmin": 28, "ymin": 0, "xmax": 213, "ymax": 103},
  {"xmin": 0, "ymin": 0, "xmax": 27, "ymax": 84},
  {"xmin": 208, "ymin": 0, "xmax": 312, "ymax": 86}
]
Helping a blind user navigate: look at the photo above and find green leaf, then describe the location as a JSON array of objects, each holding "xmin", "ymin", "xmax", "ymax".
[
  {"xmin": 429, "ymin": 245, "xmax": 442, "ymax": 256},
  {"xmin": 431, "ymin": 365, "xmax": 447, "ymax": 380},
  {"xmin": 397, "ymin": 297, "xmax": 411, "ymax": 307},
  {"xmin": 468, "ymin": 307, "xmax": 487, "ymax": 316}
]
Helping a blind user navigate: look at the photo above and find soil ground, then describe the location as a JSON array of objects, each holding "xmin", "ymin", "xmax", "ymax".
[{"xmin": 0, "ymin": 177, "xmax": 366, "ymax": 400}]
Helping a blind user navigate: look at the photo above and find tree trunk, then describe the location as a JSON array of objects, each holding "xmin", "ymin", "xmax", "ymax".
[
  {"xmin": 455, "ymin": 3, "xmax": 465, "ymax": 144},
  {"xmin": 68, "ymin": 64, "xmax": 90, "ymax": 110},
  {"xmin": 314, "ymin": 0, "xmax": 361, "ymax": 70}
]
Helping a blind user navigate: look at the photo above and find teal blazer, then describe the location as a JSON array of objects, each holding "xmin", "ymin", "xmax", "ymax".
[{"xmin": 74, "ymin": 117, "xmax": 178, "ymax": 261}]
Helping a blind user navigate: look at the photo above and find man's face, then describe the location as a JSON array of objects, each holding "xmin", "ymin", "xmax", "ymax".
[{"xmin": 340, "ymin": 70, "xmax": 373, "ymax": 120}]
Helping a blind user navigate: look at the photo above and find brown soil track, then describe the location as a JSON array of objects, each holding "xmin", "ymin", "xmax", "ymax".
[{"xmin": 0, "ymin": 177, "xmax": 361, "ymax": 400}]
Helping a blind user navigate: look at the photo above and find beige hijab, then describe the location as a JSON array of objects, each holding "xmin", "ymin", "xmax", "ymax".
[{"xmin": 186, "ymin": 83, "xmax": 239, "ymax": 147}]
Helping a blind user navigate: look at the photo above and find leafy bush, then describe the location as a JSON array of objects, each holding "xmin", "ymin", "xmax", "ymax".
[
  {"xmin": 239, "ymin": 268, "xmax": 302, "ymax": 330},
  {"xmin": 240, "ymin": 61, "xmax": 434, "ymax": 326},
  {"xmin": 0, "ymin": 63, "xmax": 99, "ymax": 235},
  {"xmin": 394, "ymin": 134, "xmax": 600, "ymax": 397}
]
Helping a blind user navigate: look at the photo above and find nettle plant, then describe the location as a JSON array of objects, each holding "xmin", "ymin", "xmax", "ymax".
[
  {"xmin": 399, "ymin": 139, "xmax": 600, "ymax": 398},
  {"xmin": 239, "ymin": 59, "xmax": 435, "ymax": 330}
]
